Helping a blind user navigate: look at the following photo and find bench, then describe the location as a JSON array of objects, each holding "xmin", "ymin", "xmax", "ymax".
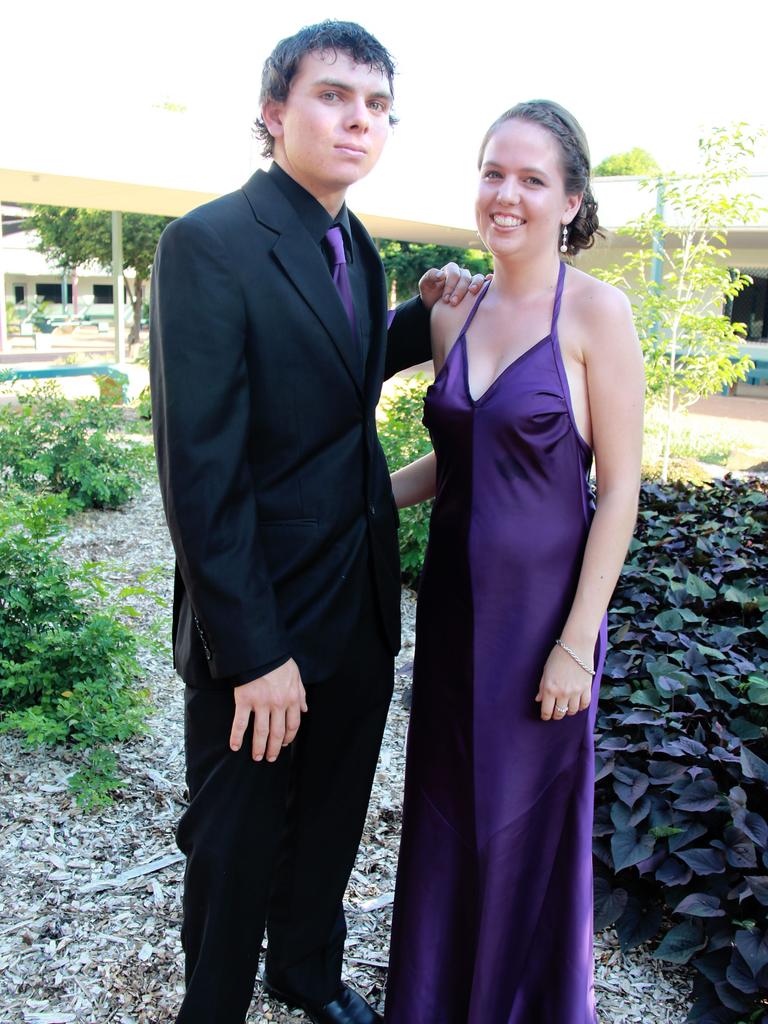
[
  {"xmin": 746, "ymin": 362, "xmax": 768, "ymax": 386},
  {"xmin": 721, "ymin": 356, "xmax": 768, "ymax": 395}
]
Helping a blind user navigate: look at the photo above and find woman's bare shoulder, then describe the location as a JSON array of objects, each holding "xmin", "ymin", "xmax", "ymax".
[
  {"xmin": 431, "ymin": 289, "xmax": 479, "ymax": 331},
  {"xmin": 431, "ymin": 289, "xmax": 479, "ymax": 354},
  {"xmin": 565, "ymin": 267, "xmax": 635, "ymax": 350},
  {"xmin": 566, "ymin": 266, "xmax": 631, "ymax": 319}
]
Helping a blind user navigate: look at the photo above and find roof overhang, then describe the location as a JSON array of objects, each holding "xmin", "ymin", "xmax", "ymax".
[{"xmin": 2, "ymin": 166, "xmax": 767, "ymax": 252}]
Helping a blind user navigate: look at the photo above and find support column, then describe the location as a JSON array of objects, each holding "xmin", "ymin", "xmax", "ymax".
[
  {"xmin": 112, "ymin": 210, "xmax": 126, "ymax": 363},
  {"xmin": 0, "ymin": 208, "xmax": 7, "ymax": 353},
  {"xmin": 651, "ymin": 177, "xmax": 665, "ymax": 290}
]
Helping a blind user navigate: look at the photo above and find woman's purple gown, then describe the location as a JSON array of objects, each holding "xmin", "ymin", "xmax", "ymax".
[{"xmin": 385, "ymin": 262, "xmax": 606, "ymax": 1024}]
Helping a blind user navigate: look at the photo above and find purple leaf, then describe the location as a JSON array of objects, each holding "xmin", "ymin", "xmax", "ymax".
[
  {"xmin": 621, "ymin": 710, "xmax": 664, "ymax": 725},
  {"xmin": 615, "ymin": 896, "xmax": 663, "ymax": 952},
  {"xmin": 743, "ymin": 812, "xmax": 768, "ymax": 850},
  {"xmin": 676, "ymin": 847, "xmax": 726, "ymax": 876},
  {"xmin": 655, "ymin": 857, "xmax": 693, "ymax": 887},
  {"xmin": 657, "ymin": 675, "xmax": 686, "ymax": 693},
  {"xmin": 636, "ymin": 847, "xmax": 666, "ymax": 876},
  {"xmin": 614, "ymin": 772, "xmax": 650, "ymax": 809},
  {"xmin": 726, "ymin": 952, "xmax": 759, "ymax": 994},
  {"xmin": 669, "ymin": 822, "xmax": 709, "ymax": 852},
  {"xmin": 735, "ymin": 929, "xmax": 768, "ymax": 977},
  {"xmin": 744, "ymin": 876, "xmax": 768, "ymax": 906},
  {"xmin": 708, "ymin": 746, "xmax": 740, "ymax": 763},
  {"xmin": 723, "ymin": 827, "xmax": 757, "ymax": 870},
  {"xmin": 678, "ymin": 737, "xmax": 708, "ymax": 757},
  {"xmin": 611, "ymin": 827, "xmax": 657, "ymax": 872},
  {"xmin": 594, "ymin": 754, "xmax": 614, "ymax": 783},
  {"xmin": 593, "ymin": 877, "xmax": 628, "ymax": 930},
  {"xmin": 674, "ymin": 892, "xmax": 725, "ymax": 917},
  {"xmin": 673, "ymin": 779, "xmax": 721, "ymax": 812},
  {"xmin": 597, "ymin": 736, "xmax": 629, "ymax": 750},
  {"xmin": 741, "ymin": 746, "xmax": 768, "ymax": 784},
  {"xmin": 648, "ymin": 761, "xmax": 688, "ymax": 785},
  {"xmin": 653, "ymin": 920, "xmax": 706, "ymax": 963}
]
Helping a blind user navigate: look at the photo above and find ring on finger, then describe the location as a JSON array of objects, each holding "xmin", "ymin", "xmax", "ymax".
[{"xmin": 555, "ymin": 703, "xmax": 569, "ymax": 714}]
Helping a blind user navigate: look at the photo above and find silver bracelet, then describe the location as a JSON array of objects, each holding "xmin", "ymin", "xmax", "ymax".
[{"xmin": 555, "ymin": 638, "xmax": 595, "ymax": 677}]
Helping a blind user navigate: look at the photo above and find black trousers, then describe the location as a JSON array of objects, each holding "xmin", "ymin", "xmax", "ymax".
[{"xmin": 174, "ymin": 581, "xmax": 394, "ymax": 1024}]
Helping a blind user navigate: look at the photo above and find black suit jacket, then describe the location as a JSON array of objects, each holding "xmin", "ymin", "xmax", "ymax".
[{"xmin": 150, "ymin": 168, "xmax": 431, "ymax": 689}]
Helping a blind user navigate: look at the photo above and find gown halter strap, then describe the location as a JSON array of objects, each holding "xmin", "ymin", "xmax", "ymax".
[
  {"xmin": 460, "ymin": 261, "xmax": 566, "ymax": 342},
  {"xmin": 458, "ymin": 278, "xmax": 493, "ymax": 338},
  {"xmin": 550, "ymin": 260, "xmax": 567, "ymax": 337}
]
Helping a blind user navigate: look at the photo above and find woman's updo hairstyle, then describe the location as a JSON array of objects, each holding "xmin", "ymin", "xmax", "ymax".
[{"xmin": 478, "ymin": 100, "xmax": 601, "ymax": 256}]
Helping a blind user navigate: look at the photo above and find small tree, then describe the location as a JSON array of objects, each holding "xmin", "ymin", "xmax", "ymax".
[
  {"xmin": 30, "ymin": 206, "xmax": 172, "ymax": 351},
  {"xmin": 594, "ymin": 147, "xmax": 661, "ymax": 177},
  {"xmin": 597, "ymin": 124, "xmax": 764, "ymax": 481},
  {"xmin": 379, "ymin": 241, "xmax": 492, "ymax": 304}
]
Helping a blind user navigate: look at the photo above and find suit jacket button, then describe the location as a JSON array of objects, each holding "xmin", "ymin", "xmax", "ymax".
[{"xmin": 369, "ymin": 504, "xmax": 376, "ymax": 517}]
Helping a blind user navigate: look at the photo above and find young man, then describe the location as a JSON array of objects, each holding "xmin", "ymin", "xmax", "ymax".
[{"xmin": 151, "ymin": 20, "xmax": 481, "ymax": 1024}]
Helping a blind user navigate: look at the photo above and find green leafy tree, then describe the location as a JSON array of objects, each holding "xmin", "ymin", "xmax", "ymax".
[
  {"xmin": 378, "ymin": 241, "xmax": 492, "ymax": 304},
  {"xmin": 594, "ymin": 147, "xmax": 661, "ymax": 177},
  {"xmin": 30, "ymin": 206, "xmax": 172, "ymax": 350},
  {"xmin": 597, "ymin": 124, "xmax": 764, "ymax": 482}
]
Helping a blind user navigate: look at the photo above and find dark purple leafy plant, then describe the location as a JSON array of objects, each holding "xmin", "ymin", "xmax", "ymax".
[{"xmin": 594, "ymin": 476, "xmax": 768, "ymax": 1023}]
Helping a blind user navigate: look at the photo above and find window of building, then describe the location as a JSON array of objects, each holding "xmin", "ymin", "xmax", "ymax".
[
  {"xmin": 36, "ymin": 283, "xmax": 73, "ymax": 303},
  {"xmin": 93, "ymin": 284, "xmax": 114, "ymax": 304},
  {"xmin": 14, "ymin": 284, "xmax": 25, "ymax": 304},
  {"xmin": 731, "ymin": 272, "xmax": 768, "ymax": 341}
]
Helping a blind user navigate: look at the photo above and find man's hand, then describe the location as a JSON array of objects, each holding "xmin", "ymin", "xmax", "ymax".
[
  {"xmin": 418, "ymin": 262, "xmax": 488, "ymax": 311},
  {"xmin": 229, "ymin": 658, "xmax": 308, "ymax": 762}
]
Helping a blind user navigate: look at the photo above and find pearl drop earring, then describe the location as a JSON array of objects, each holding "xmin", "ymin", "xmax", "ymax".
[{"xmin": 560, "ymin": 225, "xmax": 568, "ymax": 254}]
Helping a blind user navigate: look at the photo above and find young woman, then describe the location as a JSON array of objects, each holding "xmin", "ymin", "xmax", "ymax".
[{"xmin": 385, "ymin": 101, "xmax": 645, "ymax": 1023}]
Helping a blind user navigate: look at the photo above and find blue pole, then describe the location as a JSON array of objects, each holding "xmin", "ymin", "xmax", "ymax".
[{"xmin": 651, "ymin": 177, "xmax": 665, "ymax": 291}]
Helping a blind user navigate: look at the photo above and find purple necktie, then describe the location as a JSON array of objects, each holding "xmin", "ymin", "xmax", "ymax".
[{"xmin": 325, "ymin": 225, "xmax": 357, "ymax": 341}]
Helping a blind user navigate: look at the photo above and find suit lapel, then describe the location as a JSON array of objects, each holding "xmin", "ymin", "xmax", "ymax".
[
  {"xmin": 242, "ymin": 170, "xmax": 363, "ymax": 394},
  {"xmin": 349, "ymin": 211, "xmax": 388, "ymax": 405},
  {"xmin": 272, "ymin": 233, "xmax": 363, "ymax": 390}
]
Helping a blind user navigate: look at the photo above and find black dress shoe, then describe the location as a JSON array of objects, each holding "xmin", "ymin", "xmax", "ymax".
[{"xmin": 262, "ymin": 977, "xmax": 383, "ymax": 1024}]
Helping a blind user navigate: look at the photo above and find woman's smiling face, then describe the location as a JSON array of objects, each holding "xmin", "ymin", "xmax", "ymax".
[{"xmin": 475, "ymin": 118, "xmax": 581, "ymax": 260}]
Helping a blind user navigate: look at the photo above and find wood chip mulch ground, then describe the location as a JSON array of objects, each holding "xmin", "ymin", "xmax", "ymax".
[{"xmin": 0, "ymin": 481, "xmax": 694, "ymax": 1023}]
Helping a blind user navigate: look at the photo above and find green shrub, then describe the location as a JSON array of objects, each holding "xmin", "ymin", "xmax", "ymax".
[
  {"xmin": 594, "ymin": 476, "xmax": 768, "ymax": 1022},
  {"xmin": 377, "ymin": 374, "xmax": 433, "ymax": 584},
  {"xmin": 94, "ymin": 371, "xmax": 128, "ymax": 405},
  {"xmin": 642, "ymin": 458, "xmax": 713, "ymax": 486},
  {"xmin": 643, "ymin": 408, "xmax": 738, "ymax": 467},
  {"xmin": 0, "ymin": 382, "xmax": 151, "ymax": 509},
  {"xmin": 136, "ymin": 383, "xmax": 152, "ymax": 421},
  {"xmin": 0, "ymin": 489, "xmax": 154, "ymax": 807}
]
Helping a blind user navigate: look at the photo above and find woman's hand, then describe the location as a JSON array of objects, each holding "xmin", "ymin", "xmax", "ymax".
[{"xmin": 535, "ymin": 642, "xmax": 593, "ymax": 721}]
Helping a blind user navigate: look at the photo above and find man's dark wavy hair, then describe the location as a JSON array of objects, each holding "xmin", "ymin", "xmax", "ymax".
[{"xmin": 253, "ymin": 20, "xmax": 397, "ymax": 158}]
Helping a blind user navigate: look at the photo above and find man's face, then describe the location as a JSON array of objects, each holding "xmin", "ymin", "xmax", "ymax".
[{"xmin": 262, "ymin": 49, "xmax": 393, "ymax": 214}]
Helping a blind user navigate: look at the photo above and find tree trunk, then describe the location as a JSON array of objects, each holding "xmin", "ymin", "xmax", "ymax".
[{"xmin": 127, "ymin": 279, "xmax": 144, "ymax": 353}]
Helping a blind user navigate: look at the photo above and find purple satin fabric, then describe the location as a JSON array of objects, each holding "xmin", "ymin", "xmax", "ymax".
[{"xmin": 386, "ymin": 262, "xmax": 605, "ymax": 1023}]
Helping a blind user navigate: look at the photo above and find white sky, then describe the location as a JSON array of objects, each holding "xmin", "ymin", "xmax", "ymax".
[{"xmin": 3, "ymin": 0, "xmax": 767, "ymax": 227}]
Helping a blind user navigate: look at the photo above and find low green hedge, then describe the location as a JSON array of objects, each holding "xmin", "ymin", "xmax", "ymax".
[
  {"xmin": 0, "ymin": 489, "xmax": 155, "ymax": 807},
  {"xmin": 0, "ymin": 381, "xmax": 152, "ymax": 510}
]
